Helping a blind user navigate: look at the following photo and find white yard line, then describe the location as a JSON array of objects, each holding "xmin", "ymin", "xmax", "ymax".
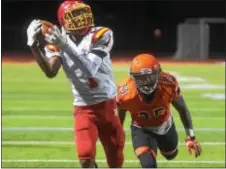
[
  {"xmin": 201, "ymin": 93, "xmax": 225, "ymax": 100},
  {"xmin": 2, "ymin": 107, "xmax": 225, "ymax": 112},
  {"xmin": 2, "ymin": 159, "xmax": 225, "ymax": 164},
  {"xmin": 181, "ymin": 84, "xmax": 225, "ymax": 89},
  {"xmin": 2, "ymin": 141, "xmax": 225, "ymax": 146},
  {"xmin": 2, "ymin": 108, "xmax": 74, "ymax": 112},
  {"xmin": 2, "ymin": 115, "xmax": 224, "ymax": 120},
  {"xmin": 2, "ymin": 115, "xmax": 75, "ymax": 119},
  {"xmin": 2, "ymin": 127, "xmax": 225, "ymax": 132}
]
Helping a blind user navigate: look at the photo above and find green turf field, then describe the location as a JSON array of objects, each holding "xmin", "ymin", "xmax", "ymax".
[{"xmin": 2, "ymin": 62, "xmax": 225, "ymax": 168}]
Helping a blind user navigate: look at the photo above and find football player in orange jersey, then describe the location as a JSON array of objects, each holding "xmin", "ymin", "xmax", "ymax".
[{"xmin": 117, "ymin": 54, "xmax": 202, "ymax": 168}]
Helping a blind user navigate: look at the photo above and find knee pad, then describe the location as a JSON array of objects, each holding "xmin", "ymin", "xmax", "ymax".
[
  {"xmin": 77, "ymin": 143, "xmax": 96, "ymax": 161},
  {"xmin": 163, "ymin": 149, "xmax": 178, "ymax": 160},
  {"xmin": 139, "ymin": 152, "xmax": 157, "ymax": 168}
]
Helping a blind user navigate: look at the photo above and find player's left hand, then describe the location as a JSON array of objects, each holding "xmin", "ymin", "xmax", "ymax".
[
  {"xmin": 185, "ymin": 136, "xmax": 202, "ymax": 158},
  {"xmin": 45, "ymin": 25, "xmax": 67, "ymax": 47}
]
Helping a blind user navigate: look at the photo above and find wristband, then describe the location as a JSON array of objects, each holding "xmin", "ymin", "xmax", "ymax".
[{"xmin": 186, "ymin": 128, "xmax": 194, "ymax": 137}]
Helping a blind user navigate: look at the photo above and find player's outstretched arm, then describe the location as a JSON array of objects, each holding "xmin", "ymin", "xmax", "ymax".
[
  {"xmin": 172, "ymin": 94, "xmax": 202, "ymax": 158},
  {"xmin": 26, "ymin": 19, "xmax": 61, "ymax": 78}
]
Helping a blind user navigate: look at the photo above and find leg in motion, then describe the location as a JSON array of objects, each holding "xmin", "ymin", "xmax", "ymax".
[
  {"xmin": 74, "ymin": 111, "xmax": 98, "ymax": 168},
  {"xmin": 156, "ymin": 123, "xmax": 179, "ymax": 161},
  {"xmin": 131, "ymin": 125, "xmax": 158, "ymax": 168}
]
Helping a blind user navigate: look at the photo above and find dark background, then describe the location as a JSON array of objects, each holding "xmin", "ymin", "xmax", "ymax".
[{"xmin": 1, "ymin": 0, "xmax": 226, "ymax": 58}]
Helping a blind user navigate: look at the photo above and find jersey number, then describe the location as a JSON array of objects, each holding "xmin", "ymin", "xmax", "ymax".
[
  {"xmin": 153, "ymin": 107, "xmax": 166, "ymax": 117},
  {"xmin": 138, "ymin": 111, "xmax": 150, "ymax": 120},
  {"xmin": 88, "ymin": 78, "xmax": 98, "ymax": 89}
]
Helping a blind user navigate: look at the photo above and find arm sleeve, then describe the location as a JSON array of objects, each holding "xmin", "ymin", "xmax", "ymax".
[
  {"xmin": 60, "ymin": 28, "xmax": 114, "ymax": 78},
  {"xmin": 171, "ymin": 76, "xmax": 181, "ymax": 101}
]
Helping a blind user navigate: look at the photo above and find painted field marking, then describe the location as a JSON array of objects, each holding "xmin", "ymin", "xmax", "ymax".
[
  {"xmin": 2, "ymin": 115, "xmax": 224, "ymax": 120},
  {"xmin": 2, "ymin": 141, "xmax": 225, "ymax": 146},
  {"xmin": 201, "ymin": 93, "xmax": 225, "ymax": 100},
  {"xmin": 2, "ymin": 127, "xmax": 225, "ymax": 132},
  {"xmin": 1, "ymin": 77, "xmax": 207, "ymax": 83},
  {"xmin": 2, "ymin": 159, "xmax": 225, "ymax": 164},
  {"xmin": 3, "ymin": 94, "xmax": 216, "ymax": 100},
  {"xmin": 181, "ymin": 84, "xmax": 225, "ymax": 89},
  {"xmin": 2, "ymin": 107, "xmax": 225, "ymax": 112}
]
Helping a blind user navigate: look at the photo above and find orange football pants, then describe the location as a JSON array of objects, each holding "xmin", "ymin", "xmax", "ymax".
[{"xmin": 73, "ymin": 98, "xmax": 125, "ymax": 168}]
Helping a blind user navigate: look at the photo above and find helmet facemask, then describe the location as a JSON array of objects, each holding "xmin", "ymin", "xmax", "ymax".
[
  {"xmin": 130, "ymin": 68, "xmax": 161, "ymax": 95},
  {"xmin": 63, "ymin": 3, "xmax": 94, "ymax": 35}
]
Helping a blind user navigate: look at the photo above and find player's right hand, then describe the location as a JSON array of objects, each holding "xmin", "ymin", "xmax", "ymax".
[
  {"xmin": 44, "ymin": 25, "xmax": 67, "ymax": 47},
  {"xmin": 185, "ymin": 136, "xmax": 202, "ymax": 158},
  {"xmin": 27, "ymin": 19, "xmax": 42, "ymax": 46}
]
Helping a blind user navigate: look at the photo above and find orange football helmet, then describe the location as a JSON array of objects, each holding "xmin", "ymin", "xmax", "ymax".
[
  {"xmin": 57, "ymin": 0, "xmax": 94, "ymax": 35},
  {"xmin": 130, "ymin": 54, "xmax": 161, "ymax": 95}
]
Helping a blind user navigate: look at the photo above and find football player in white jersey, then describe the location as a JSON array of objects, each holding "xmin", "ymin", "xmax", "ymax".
[{"xmin": 26, "ymin": 1, "xmax": 125, "ymax": 168}]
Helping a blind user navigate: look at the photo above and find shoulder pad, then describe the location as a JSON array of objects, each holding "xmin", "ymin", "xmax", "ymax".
[
  {"xmin": 160, "ymin": 72, "xmax": 178, "ymax": 86},
  {"xmin": 118, "ymin": 78, "xmax": 130, "ymax": 95},
  {"xmin": 45, "ymin": 44, "xmax": 60, "ymax": 52},
  {"xmin": 160, "ymin": 72, "xmax": 180, "ymax": 98},
  {"xmin": 44, "ymin": 44, "xmax": 61, "ymax": 58},
  {"xmin": 91, "ymin": 27, "xmax": 111, "ymax": 44},
  {"xmin": 117, "ymin": 77, "xmax": 137, "ymax": 103}
]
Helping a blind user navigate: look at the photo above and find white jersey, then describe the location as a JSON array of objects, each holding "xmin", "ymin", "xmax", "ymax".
[{"xmin": 45, "ymin": 26, "xmax": 116, "ymax": 106}]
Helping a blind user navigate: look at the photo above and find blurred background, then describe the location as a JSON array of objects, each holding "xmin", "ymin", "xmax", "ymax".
[{"xmin": 1, "ymin": 0, "xmax": 226, "ymax": 60}]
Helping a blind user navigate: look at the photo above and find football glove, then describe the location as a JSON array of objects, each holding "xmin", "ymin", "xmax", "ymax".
[
  {"xmin": 44, "ymin": 25, "xmax": 67, "ymax": 47},
  {"xmin": 185, "ymin": 136, "xmax": 202, "ymax": 158},
  {"xmin": 27, "ymin": 19, "xmax": 41, "ymax": 46}
]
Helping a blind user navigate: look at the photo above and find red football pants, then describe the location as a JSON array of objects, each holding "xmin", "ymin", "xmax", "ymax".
[{"xmin": 74, "ymin": 98, "xmax": 125, "ymax": 168}]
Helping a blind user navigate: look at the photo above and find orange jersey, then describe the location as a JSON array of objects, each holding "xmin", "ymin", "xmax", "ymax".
[{"xmin": 117, "ymin": 72, "xmax": 181, "ymax": 128}]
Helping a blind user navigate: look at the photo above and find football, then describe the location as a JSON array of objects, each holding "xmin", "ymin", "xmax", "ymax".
[
  {"xmin": 37, "ymin": 20, "xmax": 55, "ymax": 46},
  {"xmin": 40, "ymin": 20, "xmax": 54, "ymax": 37}
]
